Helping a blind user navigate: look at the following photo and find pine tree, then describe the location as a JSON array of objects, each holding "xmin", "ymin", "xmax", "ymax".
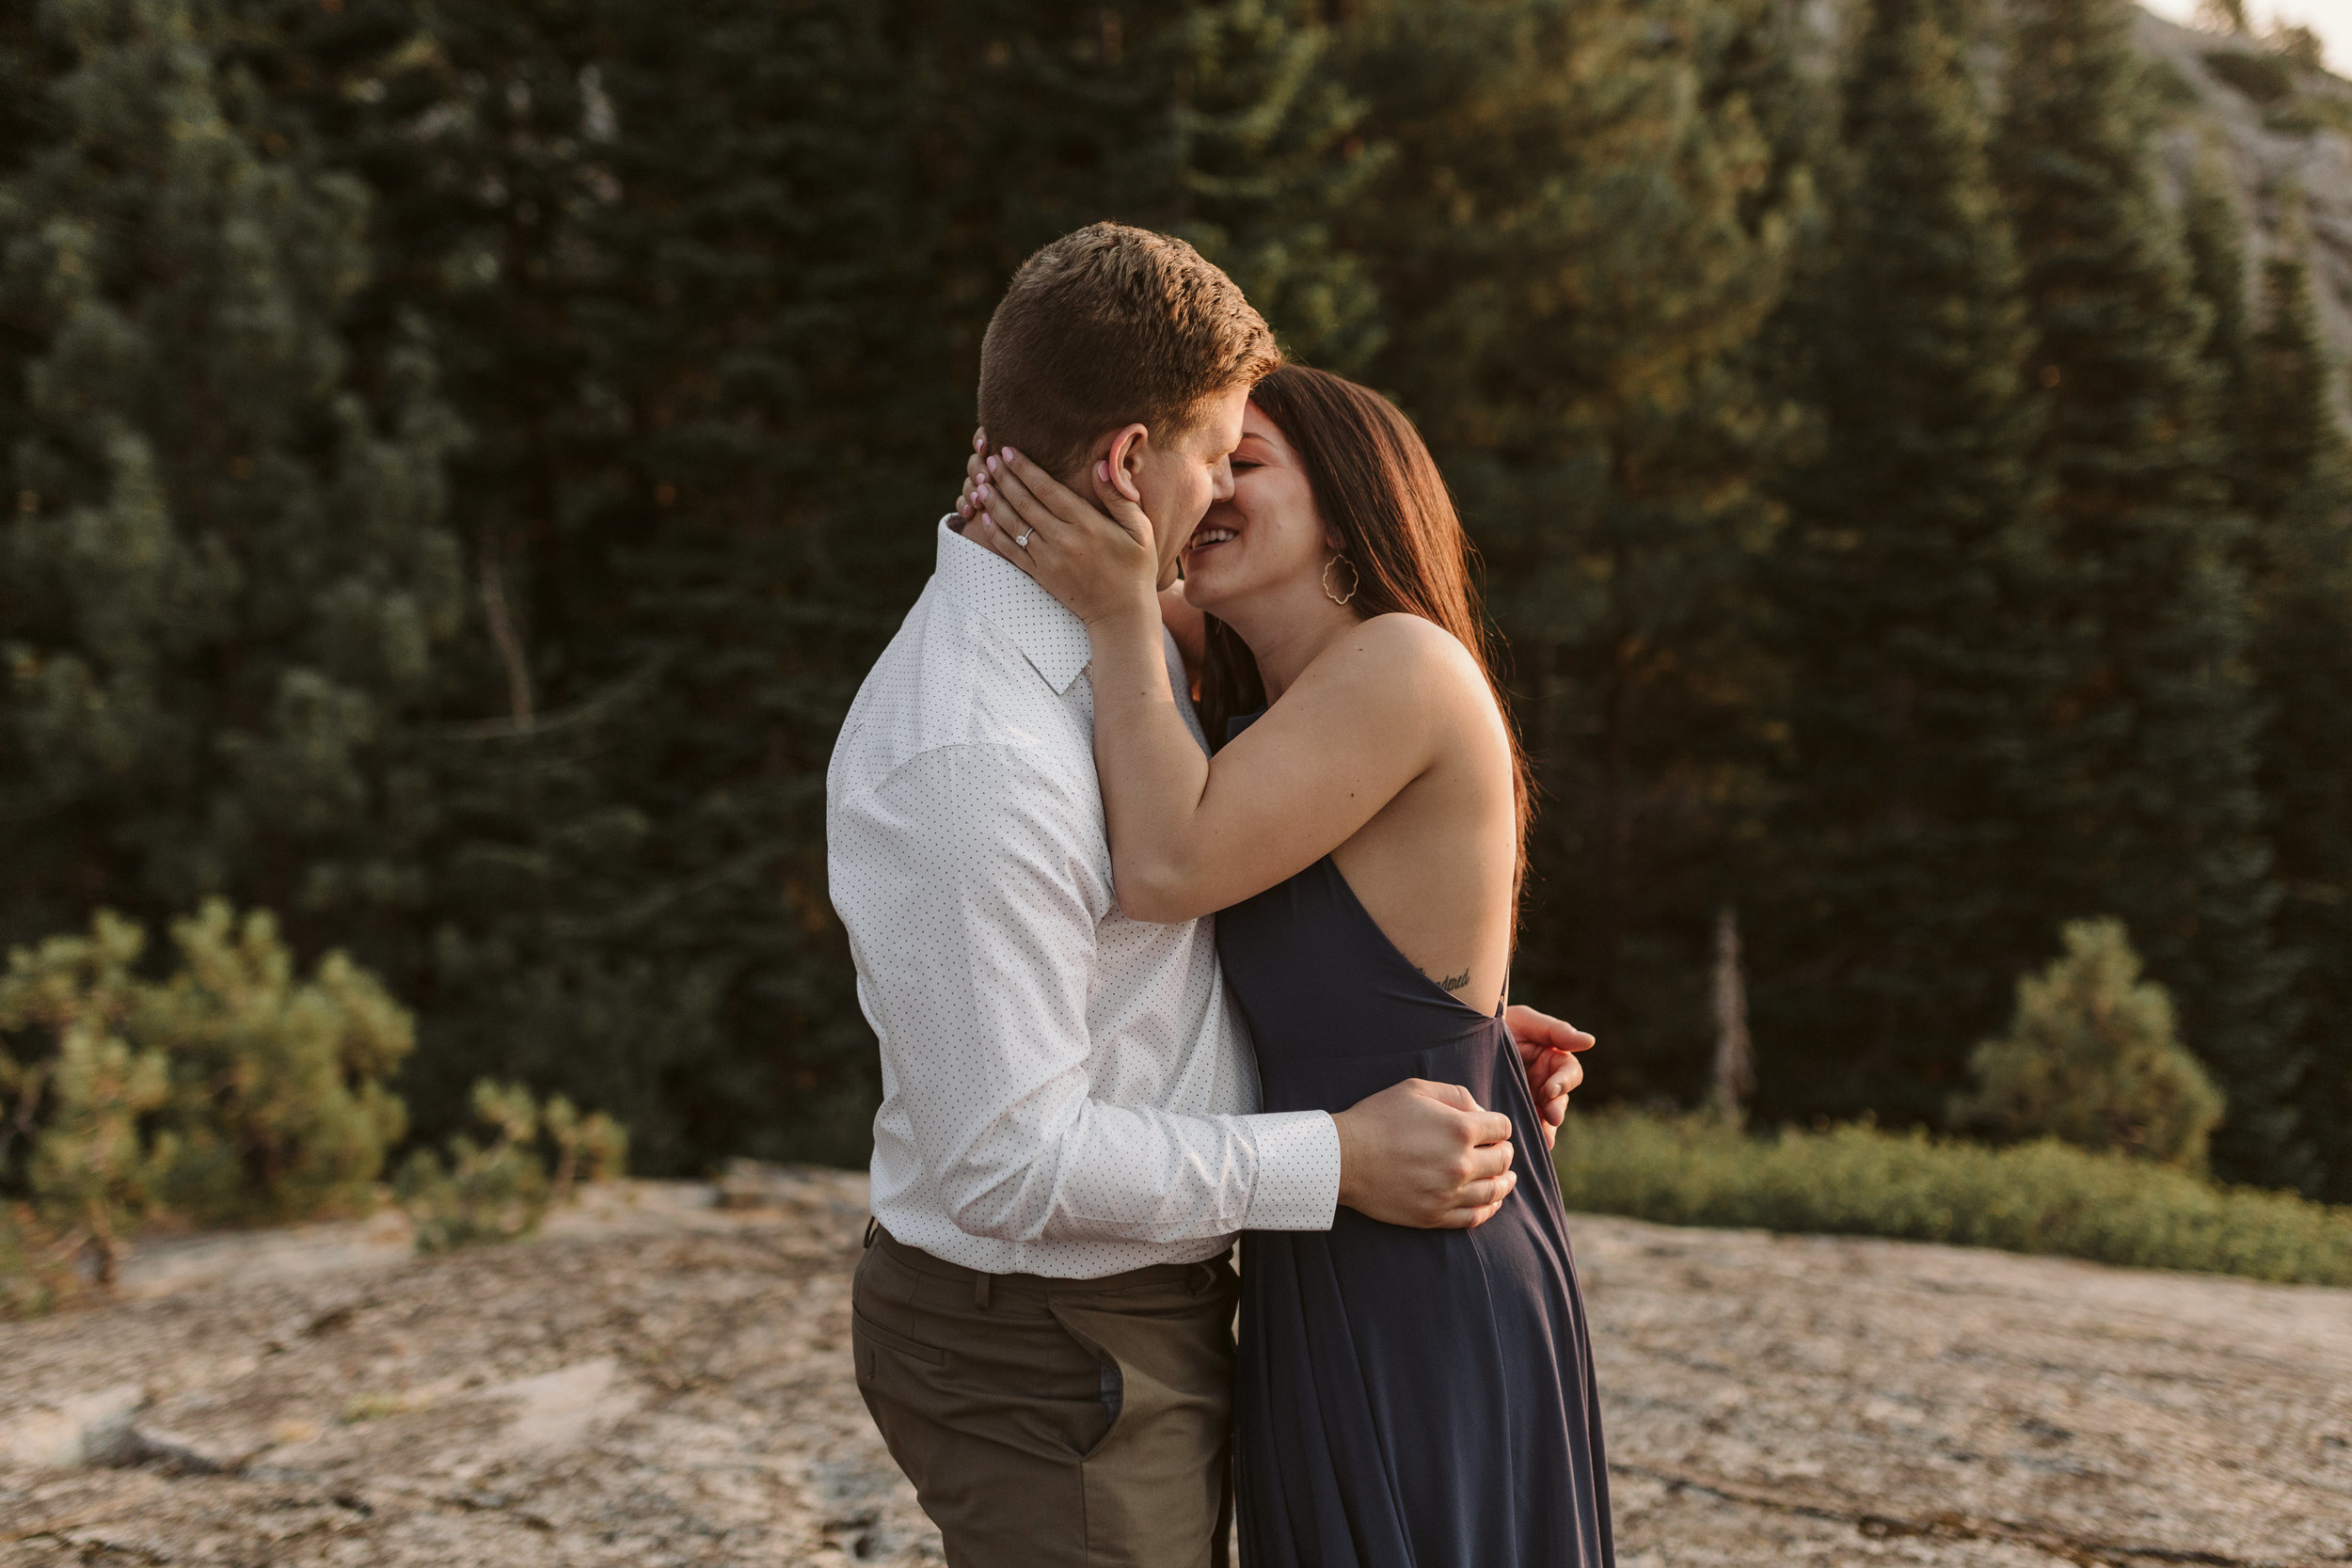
[
  {"xmin": 1954, "ymin": 917, "xmax": 2223, "ymax": 1170},
  {"xmin": 0, "ymin": 0, "xmax": 463, "ymax": 974},
  {"xmin": 2237, "ymin": 205, "xmax": 2352, "ymax": 1199},
  {"xmin": 0, "ymin": 8, "xmax": 44, "ymax": 185},
  {"xmin": 1751, "ymin": 0, "xmax": 2064, "ymax": 1123},
  {"xmin": 154, "ymin": 0, "xmax": 1385, "ymax": 1168},
  {"xmin": 2243, "ymin": 199, "xmax": 2344, "ymax": 528},
  {"xmin": 1316, "ymin": 0, "xmax": 1813, "ymax": 1100},
  {"xmin": 919, "ymin": 0, "xmax": 1381, "ymax": 367},
  {"xmin": 501, "ymin": 0, "xmax": 957, "ymax": 1166},
  {"xmin": 198, "ymin": 0, "xmax": 739, "ymax": 1161},
  {"xmin": 200, "ymin": 0, "xmax": 948, "ymax": 1166},
  {"xmin": 495, "ymin": 0, "xmax": 1391, "ymax": 1165},
  {"xmin": 1994, "ymin": 0, "xmax": 2297, "ymax": 1189},
  {"xmin": 2181, "ymin": 150, "xmax": 2253, "ymax": 504},
  {"xmin": 1161, "ymin": 2, "xmax": 1386, "ymax": 371}
]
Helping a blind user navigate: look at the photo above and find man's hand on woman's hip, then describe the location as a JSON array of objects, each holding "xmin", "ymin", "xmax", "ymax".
[{"xmin": 1331, "ymin": 1080, "xmax": 1517, "ymax": 1228}]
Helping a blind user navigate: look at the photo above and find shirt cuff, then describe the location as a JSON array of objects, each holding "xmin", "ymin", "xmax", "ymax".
[{"xmin": 1241, "ymin": 1110, "xmax": 1343, "ymax": 1231}]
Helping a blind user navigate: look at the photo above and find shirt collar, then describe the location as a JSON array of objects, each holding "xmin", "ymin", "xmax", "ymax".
[{"xmin": 930, "ymin": 517, "xmax": 1094, "ymax": 694}]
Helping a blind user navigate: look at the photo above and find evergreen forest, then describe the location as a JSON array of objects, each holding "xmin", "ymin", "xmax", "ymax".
[{"xmin": 6, "ymin": 0, "xmax": 2350, "ymax": 1200}]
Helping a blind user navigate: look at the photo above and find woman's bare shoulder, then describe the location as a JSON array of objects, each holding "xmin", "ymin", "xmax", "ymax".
[
  {"xmin": 1324, "ymin": 612, "xmax": 1490, "ymax": 693},
  {"xmin": 1280, "ymin": 613, "xmax": 1497, "ymax": 746}
]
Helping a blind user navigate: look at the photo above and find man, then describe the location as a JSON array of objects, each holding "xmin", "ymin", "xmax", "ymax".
[{"xmin": 828, "ymin": 222, "xmax": 1591, "ymax": 1567}]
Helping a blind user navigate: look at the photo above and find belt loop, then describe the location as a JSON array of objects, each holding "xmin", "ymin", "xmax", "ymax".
[
  {"xmin": 974, "ymin": 1273, "xmax": 993, "ymax": 1310},
  {"xmin": 863, "ymin": 1215, "xmax": 881, "ymax": 1250}
]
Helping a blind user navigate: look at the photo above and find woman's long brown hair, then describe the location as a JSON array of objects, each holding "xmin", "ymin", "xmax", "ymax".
[{"xmin": 1198, "ymin": 364, "xmax": 1535, "ymax": 899}]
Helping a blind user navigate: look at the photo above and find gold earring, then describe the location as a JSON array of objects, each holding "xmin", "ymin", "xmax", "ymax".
[{"xmin": 1323, "ymin": 554, "xmax": 1359, "ymax": 607}]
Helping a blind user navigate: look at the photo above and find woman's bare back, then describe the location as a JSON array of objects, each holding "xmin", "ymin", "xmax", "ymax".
[{"xmin": 1316, "ymin": 615, "xmax": 1521, "ymax": 1015}]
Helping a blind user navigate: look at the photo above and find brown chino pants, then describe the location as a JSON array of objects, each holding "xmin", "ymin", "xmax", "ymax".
[{"xmin": 851, "ymin": 1226, "xmax": 1238, "ymax": 1568}]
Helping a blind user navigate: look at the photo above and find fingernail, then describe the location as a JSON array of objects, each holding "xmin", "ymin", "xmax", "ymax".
[
  {"xmin": 1003, "ymin": 448, "xmax": 1021, "ymax": 464},
  {"xmin": 977, "ymin": 482, "xmax": 990, "ymax": 499},
  {"xmin": 974, "ymin": 433, "xmax": 984, "ymax": 450},
  {"xmin": 1097, "ymin": 461, "xmax": 1110, "ymax": 482}
]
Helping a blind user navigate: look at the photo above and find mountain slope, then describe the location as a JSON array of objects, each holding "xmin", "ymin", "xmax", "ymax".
[{"xmin": 2137, "ymin": 8, "xmax": 2352, "ymax": 388}]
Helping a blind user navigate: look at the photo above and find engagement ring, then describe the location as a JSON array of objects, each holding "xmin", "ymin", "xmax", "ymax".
[{"xmin": 1016, "ymin": 531, "xmax": 1031, "ymax": 547}]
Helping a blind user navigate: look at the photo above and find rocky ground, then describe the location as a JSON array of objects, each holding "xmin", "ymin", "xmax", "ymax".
[{"xmin": 2, "ymin": 1165, "xmax": 2347, "ymax": 1567}]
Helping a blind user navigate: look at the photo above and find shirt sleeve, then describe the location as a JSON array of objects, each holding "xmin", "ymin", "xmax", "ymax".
[{"xmin": 835, "ymin": 740, "xmax": 1338, "ymax": 1244}]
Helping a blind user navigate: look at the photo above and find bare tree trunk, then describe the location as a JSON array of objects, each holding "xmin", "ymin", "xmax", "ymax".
[
  {"xmin": 1712, "ymin": 903, "xmax": 1756, "ymax": 1125},
  {"xmin": 1592, "ymin": 636, "xmax": 1632, "ymax": 1043},
  {"xmin": 480, "ymin": 546, "xmax": 535, "ymax": 727}
]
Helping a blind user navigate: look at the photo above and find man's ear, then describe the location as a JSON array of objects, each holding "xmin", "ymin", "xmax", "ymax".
[{"xmin": 1100, "ymin": 422, "xmax": 1148, "ymax": 503}]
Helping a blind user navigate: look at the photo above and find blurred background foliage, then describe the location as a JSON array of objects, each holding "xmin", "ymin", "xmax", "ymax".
[
  {"xmin": 1554, "ymin": 1108, "xmax": 2352, "ymax": 1284},
  {"xmin": 3, "ymin": 0, "xmax": 2348, "ymax": 1198},
  {"xmin": 0, "ymin": 900, "xmax": 623, "ymax": 1302},
  {"xmin": 1952, "ymin": 916, "xmax": 2225, "ymax": 1169}
]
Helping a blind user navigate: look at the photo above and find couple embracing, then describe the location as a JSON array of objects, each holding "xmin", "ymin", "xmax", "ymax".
[{"xmin": 828, "ymin": 222, "xmax": 1613, "ymax": 1567}]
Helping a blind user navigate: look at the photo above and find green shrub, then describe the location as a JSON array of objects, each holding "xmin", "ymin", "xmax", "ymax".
[
  {"xmin": 1952, "ymin": 918, "xmax": 2224, "ymax": 1168},
  {"xmin": 0, "ymin": 911, "xmax": 175, "ymax": 1280},
  {"xmin": 0, "ymin": 903, "xmax": 413, "ymax": 1286},
  {"xmin": 1555, "ymin": 1110, "xmax": 2352, "ymax": 1285},
  {"xmin": 394, "ymin": 1079, "xmax": 628, "ymax": 1254},
  {"xmin": 139, "ymin": 902, "xmax": 415, "ymax": 1226},
  {"xmin": 1, "ymin": 903, "xmax": 632, "ymax": 1309}
]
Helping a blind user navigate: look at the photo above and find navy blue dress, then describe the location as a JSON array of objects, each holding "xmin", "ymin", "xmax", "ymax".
[{"xmin": 1219, "ymin": 853, "xmax": 1613, "ymax": 1567}]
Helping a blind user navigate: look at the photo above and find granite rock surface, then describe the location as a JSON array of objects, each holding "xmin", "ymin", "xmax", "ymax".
[{"xmin": 2, "ymin": 1166, "xmax": 2345, "ymax": 1567}]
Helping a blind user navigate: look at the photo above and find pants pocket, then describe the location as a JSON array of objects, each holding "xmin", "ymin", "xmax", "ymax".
[
  {"xmin": 852, "ymin": 1306, "xmax": 949, "ymax": 1381},
  {"xmin": 1045, "ymin": 1308, "xmax": 1127, "ymax": 1461},
  {"xmin": 1049, "ymin": 1294, "xmax": 1234, "ymax": 1566}
]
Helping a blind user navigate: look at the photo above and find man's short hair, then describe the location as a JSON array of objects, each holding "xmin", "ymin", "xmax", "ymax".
[{"xmin": 977, "ymin": 223, "xmax": 1280, "ymax": 483}]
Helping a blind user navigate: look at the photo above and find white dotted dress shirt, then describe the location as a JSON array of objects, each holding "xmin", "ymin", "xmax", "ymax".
[{"xmin": 828, "ymin": 519, "xmax": 1343, "ymax": 1278}]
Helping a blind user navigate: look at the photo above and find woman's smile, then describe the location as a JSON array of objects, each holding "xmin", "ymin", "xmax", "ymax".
[{"xmin": 1186, "ymin": 521, "xmax": 1241, "ymax": 557}]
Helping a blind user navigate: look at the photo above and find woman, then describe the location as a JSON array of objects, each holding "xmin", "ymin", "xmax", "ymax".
[{"xmin": 963, "ymin": 365, "xmax": 1613, "ymax": 1566}]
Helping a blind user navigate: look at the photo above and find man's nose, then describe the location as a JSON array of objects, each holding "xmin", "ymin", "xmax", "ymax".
[{"xmin": 1212, "ymin": 458, "xmax": 1236, "ymax": 502}]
